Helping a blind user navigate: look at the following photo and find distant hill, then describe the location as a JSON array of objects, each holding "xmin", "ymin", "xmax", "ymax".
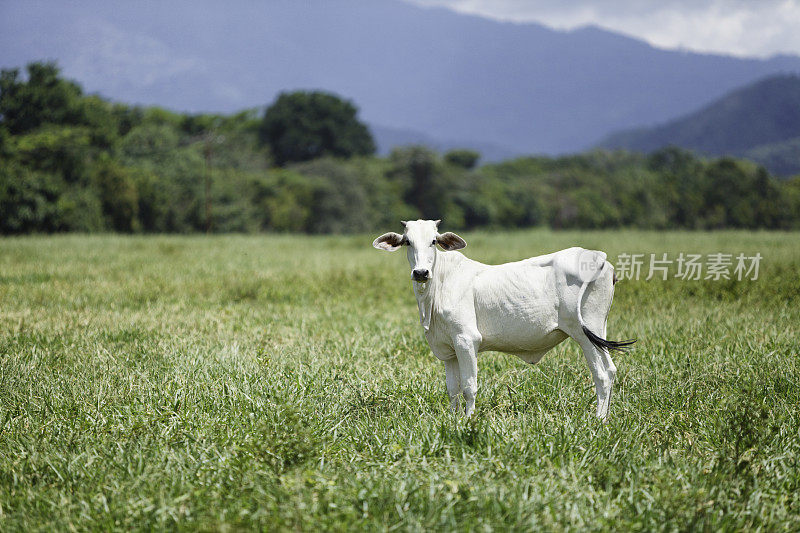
[
  {"xmin": 743, "ymin": 137, "xmax": 800, "ymax": 177},
  {"xmin": 2, "ymin": 0, "xmax": 800, "ymax": 155},
  {"xmin": 600, "ymin": 75, "xmax": 800, "ymax": 176}
]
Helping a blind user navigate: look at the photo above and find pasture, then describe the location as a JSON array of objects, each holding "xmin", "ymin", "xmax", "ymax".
[{"xmin": 0, "ymin": 230, "xmax": 798, "ymax": 530}]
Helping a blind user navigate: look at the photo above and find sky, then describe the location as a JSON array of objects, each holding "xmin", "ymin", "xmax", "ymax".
[{"xmin": 407, "ymin": 0, "xmax": 800, "ymax": 58}]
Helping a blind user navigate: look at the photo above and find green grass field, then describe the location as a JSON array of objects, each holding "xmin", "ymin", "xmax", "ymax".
[{"xmin": 1, "ymin": 230, "xmax": 798, "ymax": 531}]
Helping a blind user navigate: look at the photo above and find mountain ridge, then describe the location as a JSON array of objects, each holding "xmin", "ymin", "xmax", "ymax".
[
  {"xmin": 2, "ymin": 0, "xmax": 799, "ymax": 155},
  {"xmin": 599, "ymin": 74, "xmax": 800, "ymax": 176}
]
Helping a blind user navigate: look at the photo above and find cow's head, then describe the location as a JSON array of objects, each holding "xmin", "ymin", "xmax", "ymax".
[{"xmin": 372, "ymin": 219, "xmax": 467, "ymax": 282}]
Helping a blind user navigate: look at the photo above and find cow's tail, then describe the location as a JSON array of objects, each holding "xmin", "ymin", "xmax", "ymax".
[{"xmin": 576, "ymin": 261, "xmax": 636, "ymax": 353}]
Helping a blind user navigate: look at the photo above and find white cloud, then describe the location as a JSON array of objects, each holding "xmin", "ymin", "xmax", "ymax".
[{"xmin": 407, "ymin": 0, "xmax": 800, "ymax": 57}]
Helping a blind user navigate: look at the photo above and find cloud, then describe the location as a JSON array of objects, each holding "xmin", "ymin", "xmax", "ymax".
[{"xmin": 406, "ymin": 0, "xmax": 800, "ymax": 57}]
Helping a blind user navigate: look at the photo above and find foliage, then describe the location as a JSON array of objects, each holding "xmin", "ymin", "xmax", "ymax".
[
  {"xmin": 0, "ymin": 230, "xmax": 798, "ymax": 530},
  {"xmin": 1, "ymin": 62, "xmax": 799, "ymax": 235},
  {"xmin": 388, "ymin": 146, "xmax": 448, "ymax": 221},
  {"xmin": 0, "ymin": 62, "xmax": 85, "ymax": 135},
  {"xmin": 92, "ymin": 156, "xmax": 140, "ymax": 232},
  {"xmin": 444, "ymin": 148, "xmax": 480, "ymax": 169},
  {"xmin": 0, "ymin": 162, "xmax": 63, "ymax": 233},
  {"xmin": 258, "ymin": 90, "xmax": 375, "ymax": 166}
]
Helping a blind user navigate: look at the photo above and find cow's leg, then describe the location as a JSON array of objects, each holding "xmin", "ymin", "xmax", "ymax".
[
  {"xmin": 575, "ymin": 267, "xmax": 618, "ymax": 421},
  {"xmin": 443, "ymin": 357, "xmax": 462, "ymax": 414},
  {"xmin": 454, "ymin": 335, "xmax": 480, "ymax": 418},
  {"xmin": 576, "ymin": 336, "xmax": 614, "ymax": 420},
  {"xmin": 599, "ymin": 322, "xmax": 618, "ymax": 401}
]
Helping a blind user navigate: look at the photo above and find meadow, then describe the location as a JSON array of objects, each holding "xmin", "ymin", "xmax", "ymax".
[{"xmin": 0, "ymin": 229, "xmax": 798, "ymax": 531}]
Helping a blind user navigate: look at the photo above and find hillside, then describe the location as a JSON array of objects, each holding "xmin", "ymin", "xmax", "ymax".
[
  {"xmin": 2, "ymin": 0, "xmax": 800, "ymax": 155},
  {"xmin": 600, "ymin": 75, "xmax": 800, "ymax": 176},
  {"xmin": 743, "ymin": 137, "xmax": 800, "ymax": 177}
]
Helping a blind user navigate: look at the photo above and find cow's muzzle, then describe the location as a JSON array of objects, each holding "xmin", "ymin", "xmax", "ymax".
[{"xmin": 412, "ymin": 269, "xmax": 430, "ymax": 282}]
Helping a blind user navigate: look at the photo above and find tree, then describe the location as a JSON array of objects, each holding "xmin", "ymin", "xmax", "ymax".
[
  {"xmin": 445, "ymin": 149, "xmax": 480, "ymax": 169},
  {"xmin": 0, "ymin": 62, "xmax": 84, "ymax": 135},
  {"xmin": 92, "ymin": 156, "xmax": 140, "ymax": 232},
  {"xmin": 259, "ymin": 91, "xmax": 375, "ymax": 166},
  {"xmin": 388, "ymin": 146, "xmax": 439, "ymax": 218},
  {"xmin": 0, "ymin": 162, "xmax": 63, "ymax": 233},
  {"xmin": 387, "ymin": 146, "xmax": 465, "ymax": 225}
]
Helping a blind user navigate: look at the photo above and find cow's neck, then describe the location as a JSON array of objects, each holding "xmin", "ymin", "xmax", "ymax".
[{"xmin": 413, "ymin": 249, "xmax": 462, "ymax": 332}]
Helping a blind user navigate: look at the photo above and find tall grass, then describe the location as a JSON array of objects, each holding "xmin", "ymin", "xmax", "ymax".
[{"xmin": 0, "ymin": 230, "xmax": 798, "ymax": 530}]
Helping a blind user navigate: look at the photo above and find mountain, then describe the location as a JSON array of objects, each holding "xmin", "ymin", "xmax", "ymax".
[
  {"xmin": 743, "ymin": 137, "xmax": 800, "ymax": 177},
  {"xmin": 600, "ymin": 75, "xmax": 800, "ymax": 176},
  {"xmin": 2, "ymin": 0, "xmax": 800, "ymax": 155}
]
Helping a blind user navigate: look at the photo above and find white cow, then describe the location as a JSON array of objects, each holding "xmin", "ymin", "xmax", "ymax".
[{"xmin": 373, "ymin": 219, "xmax": 634, "ymax": 420}]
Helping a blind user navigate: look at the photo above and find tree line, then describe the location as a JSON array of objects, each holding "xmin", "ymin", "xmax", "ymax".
[{"xmin": 2, "ymin": 62, "xmax": 799, "ymax": 235}]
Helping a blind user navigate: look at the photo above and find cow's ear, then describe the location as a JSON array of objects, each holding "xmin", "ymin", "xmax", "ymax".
[
  {"xmin": 436, "ymin": 232, "xmax": 466, "ymax": 251},
  {"xmin": 372, "ymin": 232, "xmax": 406, "ymax": 251}
]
